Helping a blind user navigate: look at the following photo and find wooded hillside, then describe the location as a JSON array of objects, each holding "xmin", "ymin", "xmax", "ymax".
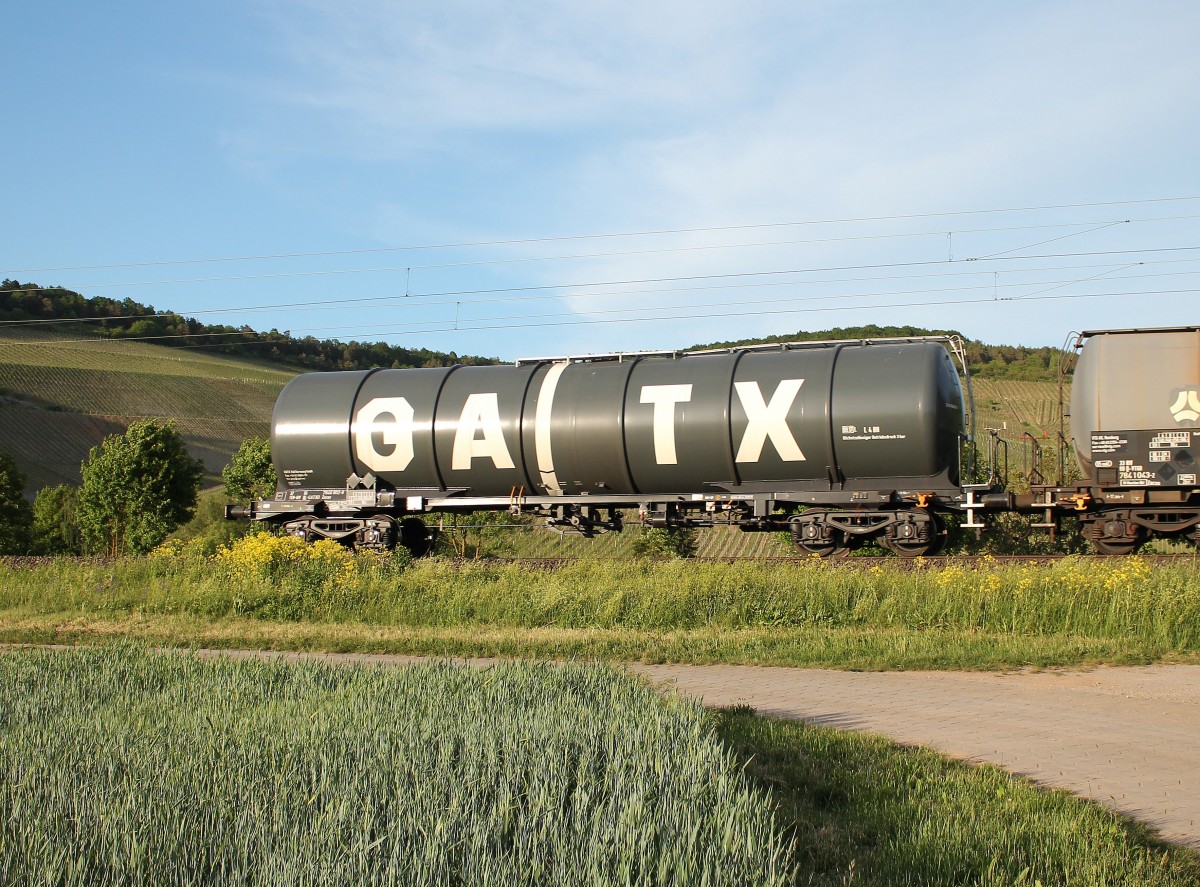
[{"xmin": 0, "ymin": 281, "xmax": 497, "ymax": 372}]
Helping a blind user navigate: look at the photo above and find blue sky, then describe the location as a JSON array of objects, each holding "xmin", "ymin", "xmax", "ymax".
[{"xmin": 4, "ymin": 0, "xmax": 1199, "ymax": 361}]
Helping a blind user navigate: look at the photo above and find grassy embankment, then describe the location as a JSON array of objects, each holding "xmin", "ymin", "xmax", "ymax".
[
  {"xmin": 2, "ymin": 644, "xmax": 1197, "ymax": 886},
  {"xmin": 3, "ymin": 540, "xmax": 1199, "ymax": 669}
]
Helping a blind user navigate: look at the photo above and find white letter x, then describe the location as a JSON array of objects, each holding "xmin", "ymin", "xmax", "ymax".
[{"xmin": 734, "ymin": 379, "xmax": 806, "ymax": 462}]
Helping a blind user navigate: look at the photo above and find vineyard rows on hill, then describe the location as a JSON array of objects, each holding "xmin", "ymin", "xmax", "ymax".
[
  {"xmin": 0, "ymin": 327, "xmax": 295, "ymax": 382},
  {"xmin": 0, "ymin": 405, "xmax": 125, "ymax": 490},
  {"xmin": 0, "ymin": 364, "xmax": 281, "ymax": 421},
  {"xmin": 442, "ymin": 519, "xmax": 797, "ymax": 559},
  {"xmin": 972, "ymin": 379, "xmax": 1065, "ymax": 435},
  {"xmin": 0, "ymin": 329, "xmax": 293, "ymax": 489}
]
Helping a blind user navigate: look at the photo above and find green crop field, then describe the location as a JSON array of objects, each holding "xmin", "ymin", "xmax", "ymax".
[
  {"xmin": 0, "ymin": 327, "xmax": 294, "ymax": 489},
  {"xmin": 0, "ymin": 644, "xmax": 793, "ymax": 886},
  {"xmin": 3, "ymin": 644, "xmax": 1197, "ymax": 886}
]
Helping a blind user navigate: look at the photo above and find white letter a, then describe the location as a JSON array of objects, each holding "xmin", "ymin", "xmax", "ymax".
[{"xmin": 452, "ymin": 393, "xmax": 515, "ymax": 470}]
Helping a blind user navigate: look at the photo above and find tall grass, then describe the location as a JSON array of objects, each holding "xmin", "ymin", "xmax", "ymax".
[
  {"xmin": 0, "ymin": 644, "xmax": 793, "ymax": 886},
  {"xmin": 4, "ymin": 552, "xmax": 1199, "ymax": 649},
  {"xmin": 4, "ymin": 548, "xmax": 1199, "ymax": 668}
]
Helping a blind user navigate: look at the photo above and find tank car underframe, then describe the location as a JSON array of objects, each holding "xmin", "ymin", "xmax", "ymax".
[
  {"xmin": 1025, "ymin": 484, "xmax": 1200, "ymax": 554},
  {"xmin": 230, "ymin": 481, "xmax": 991, "ymax": 557}
]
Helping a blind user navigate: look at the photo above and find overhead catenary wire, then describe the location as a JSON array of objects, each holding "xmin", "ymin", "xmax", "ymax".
[
  {"xmin": 10, "ymin": 259, "xmax": 1182, "ymax": 323},
  {"xmin": 6, "ymin": 195, "xmax": 1199, "ymax": 275},
  {"xmin": 254, "ymin": 285, "xmax": 1200, "ymax": 334},
  {"xmin": 3, "ymin": 197, "xmax": 1197, "ymax": 355},
  {"xmin": 279, "ymin": 286, "xmax": 1200, "ymax": 339},
  {"xmin": 46, "ymin": 269, "xmax": 1162, "ymax": 337},
  {"xmin": 17, "ymin": 215, "xmax": 1200, "ymax": 293},
  {"xmin": 4, "ymin": 246, "xmax": 1200, "ymax": 329},
  {"xmin": 11, "ymin": 286, "xmax": 1199, "ymax": 348}
]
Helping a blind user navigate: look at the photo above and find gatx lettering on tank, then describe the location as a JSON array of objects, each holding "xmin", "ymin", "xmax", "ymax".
[{"xmin": 350, "ymin": 379, "xmax": 808, "ymax": 475}]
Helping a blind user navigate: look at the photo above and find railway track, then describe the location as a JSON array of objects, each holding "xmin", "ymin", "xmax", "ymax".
[
  {"xmin": 4, "ymin": 553, "xmax": 1197, "ymax": 571},
  {"xmin": 454, "ymin": 554, "xmax": 1200, "ymax": 569}
]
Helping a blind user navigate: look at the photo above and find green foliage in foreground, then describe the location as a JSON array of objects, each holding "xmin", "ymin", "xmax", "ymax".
[
  {"xmin": 5, "ymin": 554, "xmax": 1199, "ymax": 663},
  {"xmin": 0, "ymin": 645, "xmax": 792, "ymax": 886},
  {"xmin": 221, "ymin": 437, "xmax": 276, "ymax": 504},
  {"xmin": 31, "ymin": 483, "xmax": 81, "ymax": 555},
  {"xmin": 631, "ymin": 527, "xmax": 697, "ymax": 558},
  {"xmin": 3, "ymin": 646, "xmax": 1197, "ymax": 886},
  {"xmin": 715, "ymin": 708, "xmax": 1200, "ymax": 886}
]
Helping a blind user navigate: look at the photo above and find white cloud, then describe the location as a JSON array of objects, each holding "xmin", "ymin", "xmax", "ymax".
[
  {"xmin": 222, "ymin": 0, "xmax": 1200, "ymax": 354},
  {"xmin": 249, "ymin": 0, "xmax": 793, "ymax": 137}
]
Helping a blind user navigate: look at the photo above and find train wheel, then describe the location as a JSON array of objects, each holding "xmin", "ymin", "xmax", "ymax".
[
  {"xmin": 793, "ymin": 530, "xmax": 852, "ymax": 558},
  {"xmin": 883, "ymin": 538, "xmax": 943, "ymax": 557},
  {"xmin": 880, "ymin": 513, "xmax": 946, "ymax": 558},
  {"xmin": 399, "ymin": 517, "xmax": 435, "ymax": 558},
  {"xmin": 1087, "ymin": 519, "xmax": 1146, "ymax": 556},
  {"xmin": 1091, "ymin": 537, "xmax": 1141, "ymax": 556}
]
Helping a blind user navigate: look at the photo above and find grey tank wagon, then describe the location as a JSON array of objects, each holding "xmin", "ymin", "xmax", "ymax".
[{"xmin": 229, "ymin": 336, "xmax": 997, "ymax": 557}]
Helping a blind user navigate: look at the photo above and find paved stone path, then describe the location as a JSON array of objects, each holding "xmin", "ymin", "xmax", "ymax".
[
  {"xmin": 631, "ymin": 663, "xmax": 1200, "ymax": 849},
  {"xmin": 203, "ymin": 650, "xmax": 1200, "ymax": 848}
]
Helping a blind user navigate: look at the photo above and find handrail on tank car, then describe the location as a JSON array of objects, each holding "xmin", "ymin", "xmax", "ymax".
[
  {"xmin": 1055, "ymin": 331, "xmax": 1084, "ymax": 486},
  {"xmin": 1020, "ymin": 431, "xmax": 1046, "ymax": 486},
  {"xmin": 1078, "ymin": 325, "xmax": 1200, "ymax": 339},
  {"xmin": 516, "ymin": 334, "xmax": 971, "ymax": 364},
  {"xmin": 987, "ymin": 429, "xmax": 1009, "ymax": 489},
  {"xmin": 513, "ymin": 349, "xmax": 682, "ymax": 365}
]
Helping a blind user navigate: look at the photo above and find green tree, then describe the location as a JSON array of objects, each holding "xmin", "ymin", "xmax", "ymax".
[
  {"xmin": 77, "ymin": 420, "xmax": 205, "ymax": 556},
  {"xmin": 222, "ymin": 438, "xmax": 276, "ymax": 503},
  {"xmin": 0, "ymin": 453, "xmax": 33, "ymax": 555},
  {"xmin": 31, "ymin": 484, "xmax": 81, "ymax": 554}
]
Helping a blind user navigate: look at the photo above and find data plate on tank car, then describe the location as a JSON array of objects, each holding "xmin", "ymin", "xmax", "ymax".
[{"xmin": 1091, "ymin": 430, "xmax": 1200, "ymax": 487}]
